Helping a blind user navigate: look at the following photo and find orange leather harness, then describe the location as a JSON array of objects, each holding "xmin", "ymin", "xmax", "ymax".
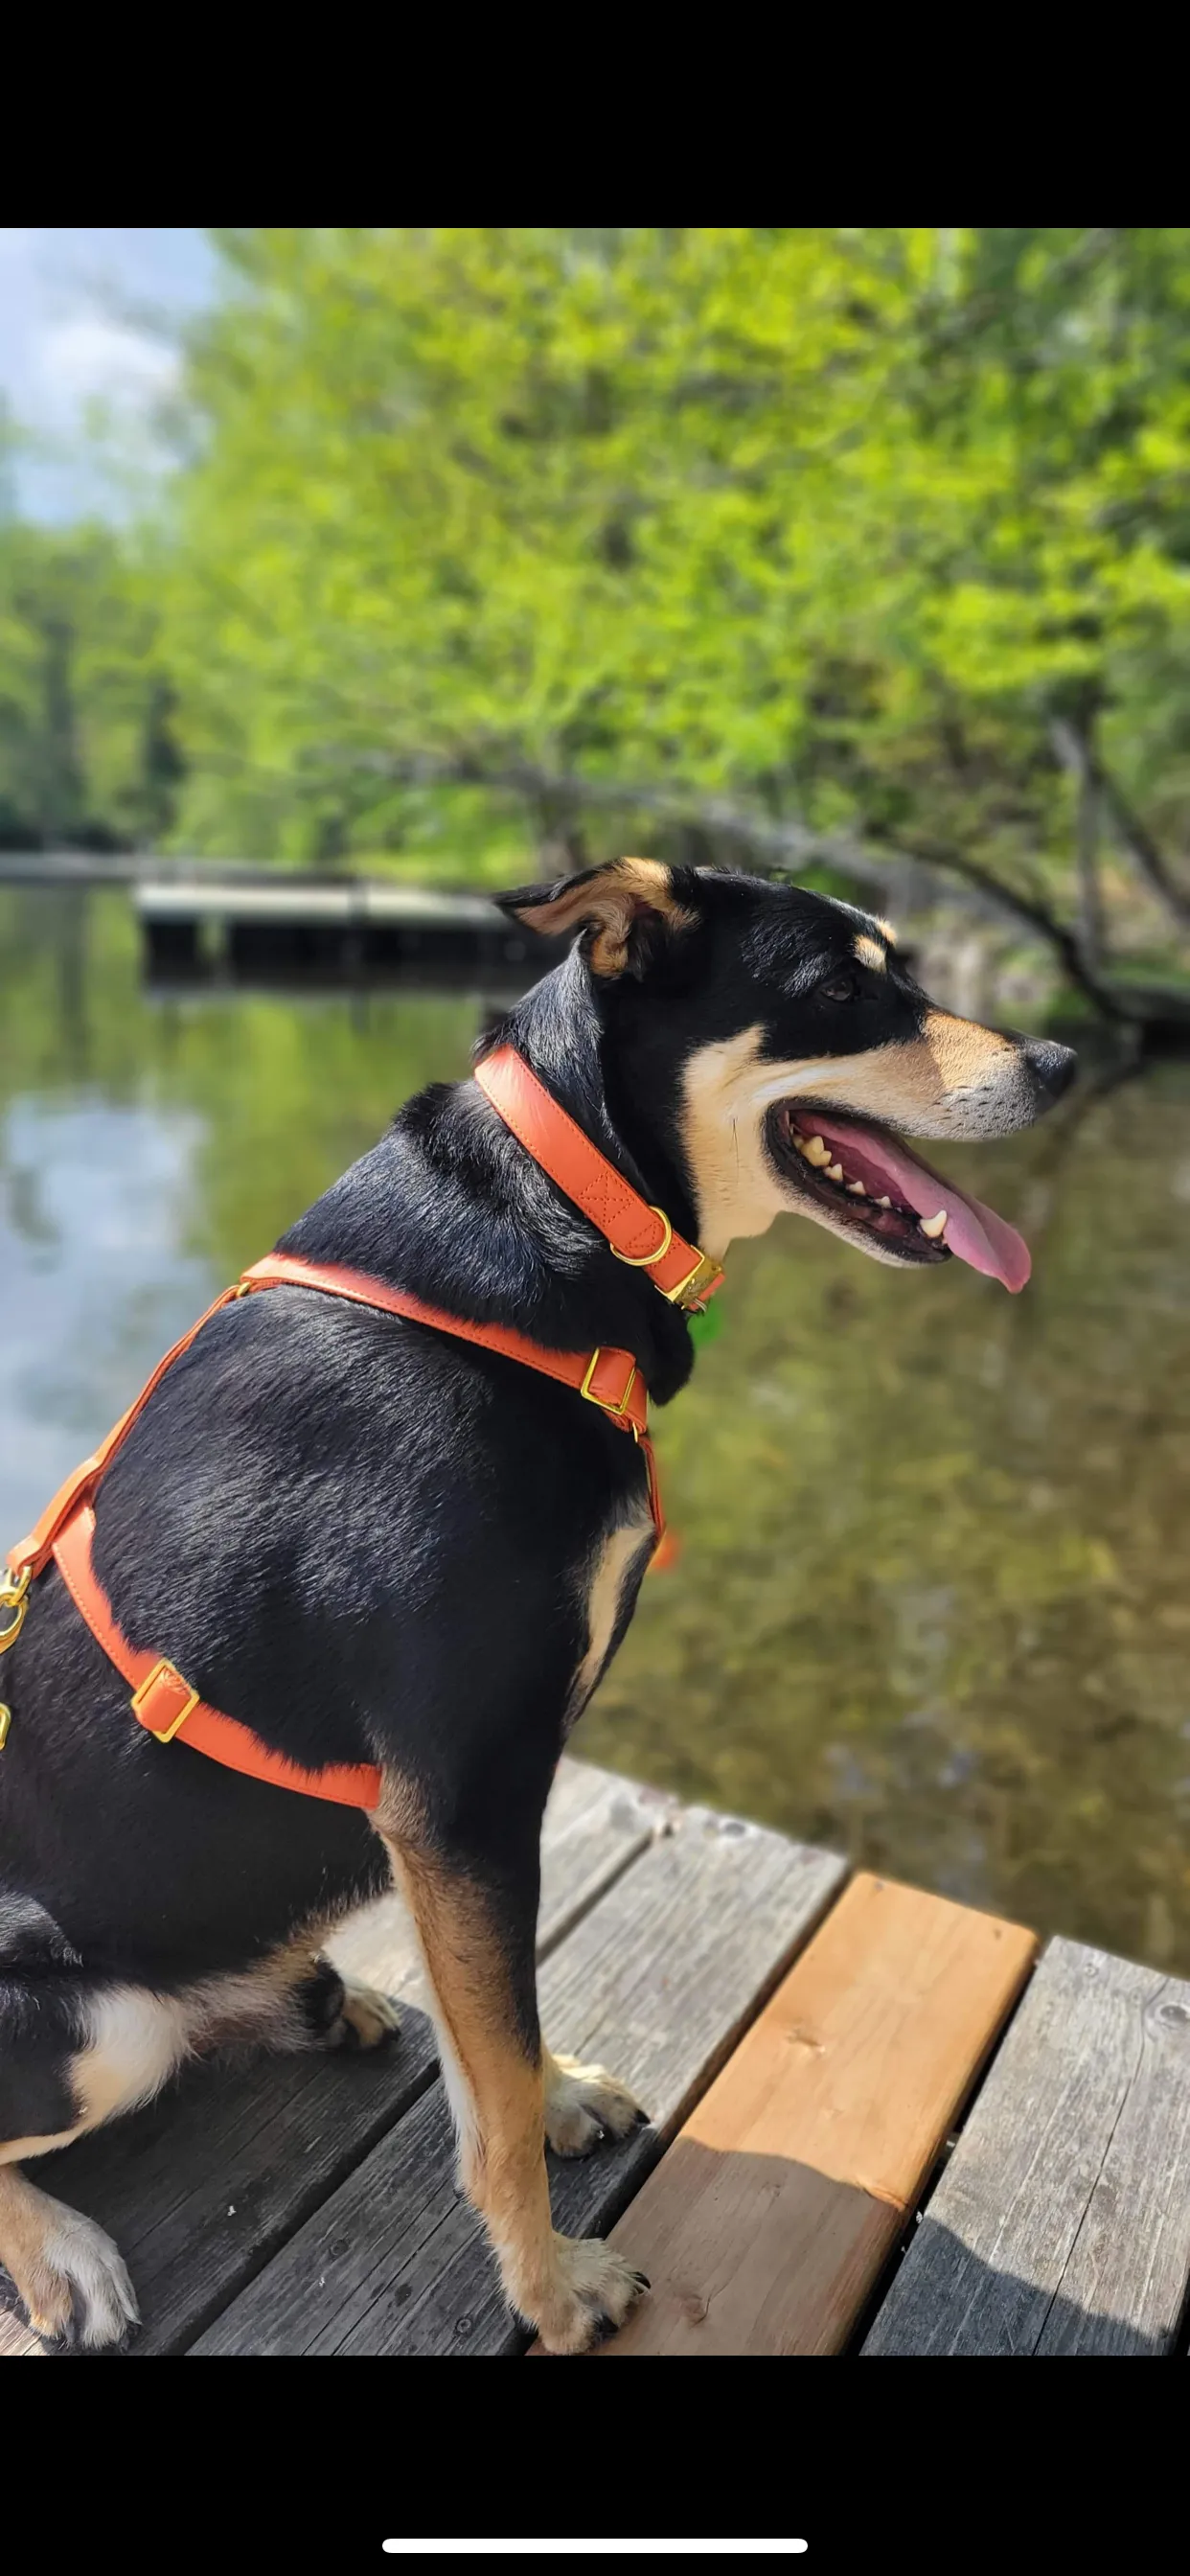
[{"xmin": 0, "ymin": 1047, "xmax": 723, "ymax": 1810}]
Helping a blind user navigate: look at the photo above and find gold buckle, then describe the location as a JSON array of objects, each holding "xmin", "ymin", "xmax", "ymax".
[
  {"xmin": 131, "ymin": 1658, "xmax": 200, "ymax": 1744},
  {"xmin": 611, "ymin": 1206, "xmax": 674, "ymax": 1270},
  {"xmin": 663, "ymin": 1250, "xmax": 725, "ymax": 1311},
  {"xmin": 0, "ymin": 1705, "xmax": 11, "ymax": 1751},
  {"xmin": 580, "ymin": 1348, "xmax": 637, "ymax": 1419},
  {"xmin": 0, "ymin": 1566, "xmax": 32, "ymax": 1658}
]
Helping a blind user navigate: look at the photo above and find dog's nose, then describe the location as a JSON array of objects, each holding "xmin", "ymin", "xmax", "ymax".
[{"xmin": 1022, "ymin": 1038, "xmax": 1078, "ymax": 1104}]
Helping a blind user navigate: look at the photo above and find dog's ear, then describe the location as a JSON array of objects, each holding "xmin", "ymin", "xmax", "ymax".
[{"xmin": 496, "ymin": 857, "xmax": 698, "ymax": 979}]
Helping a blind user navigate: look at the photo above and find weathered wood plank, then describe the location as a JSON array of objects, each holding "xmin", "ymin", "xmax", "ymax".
[
  {"xmin": 863, "ymin": 1936, "xmax": 1190, "ymax": 2358},
  {"xmin": 588, "ymin": 1872, "xmax": 1035, "ymax": 2356},
  {"xmin": 0, "ymin": 2017, "xmax": 442, "ymax": 2361},
  {"xmin": 328, "ymin": 1757, "xmax": 668, "ymax": 2006},
  {"xmin": 2, "ymin": 1756, "xmax": 660, "ymax": 2358},
  {"xmin": 191, "ymin": 1809, "xmax": 846, "ymax": 2355}
]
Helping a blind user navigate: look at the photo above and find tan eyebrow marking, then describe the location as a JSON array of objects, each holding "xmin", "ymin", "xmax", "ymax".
[
  {"xmin": 854, "ymin": 934, "xmax": 887, "ymax": 972},
  {"xmin": 876, "ymin": 917, "xmax": 897, "ymax": 945}
]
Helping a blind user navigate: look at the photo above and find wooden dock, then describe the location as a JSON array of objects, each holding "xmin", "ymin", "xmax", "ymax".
[
  {"xmin": 3, "ymin": 1757, "xmax": 1189, "ymax": 2358},
  {"xmin": 133, "ymin": 876, "xmax": 531, "ymax": 985},
  {"xmin": 0, "ymin": 855, "xmax": 534, "ymax": 985}
]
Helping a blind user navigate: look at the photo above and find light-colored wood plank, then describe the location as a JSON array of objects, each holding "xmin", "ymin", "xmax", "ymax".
[
  {"xmin": 328, "ymin": 1756, "xmax": 669, "ymax": 2005},
  {"xmin": 863, "ymin": 1936, "xmax": 1190, "ymax": 2358},
  {"xmin": 191, "ymin": 1809, "xmax": 846, "ymax": 2355},
  {"xmin": 588, "ymin": 1872, "xmax": 1036, "ymax": 2356},
  {"xmin": 1, "ymin": 1756, "xmax": 663, "ymax": 2358}
]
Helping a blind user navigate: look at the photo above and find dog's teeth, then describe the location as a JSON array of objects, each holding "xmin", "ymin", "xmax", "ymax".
[
  {"xmin": 876, "ymin": 1196, "xmax": 892, "ymax": 1209},
  {"xmin": 845, "ymin": 1179, "xmax": 866, "ymax": 1195},
  {"xmin": 804, "ymin": 1136, "xmax": 832, "ymax": 1166},
  {"xmin": 919, "ymin": 1210, "xmax": 948, "ymax": 1238},
  {"xmin": 826, "ymin": 1162, "xmax": 844, "ymax": 1184}
]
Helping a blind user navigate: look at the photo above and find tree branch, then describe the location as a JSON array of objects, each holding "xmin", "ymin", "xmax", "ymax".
[
  {"xmin": 336, "ymin": 744, "xmax": 1134, "ymax": 1020},
  {"xmin": 1051, "ymin": 716, "xmax": 1190, "ymax": 930}
]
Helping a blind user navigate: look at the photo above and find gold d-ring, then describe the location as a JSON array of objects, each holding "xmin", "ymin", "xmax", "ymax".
[{"xmin": 610, "ymin": 1206, "xmax": 673, "ymax": 1268}]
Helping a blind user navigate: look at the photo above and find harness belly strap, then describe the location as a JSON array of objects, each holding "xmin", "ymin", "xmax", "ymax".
[{"xmin": 52, "ymin": 1503, "xmax": 382, "ymax": 1808}]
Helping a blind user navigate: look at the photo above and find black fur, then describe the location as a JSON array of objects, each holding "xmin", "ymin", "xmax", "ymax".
[{"xmin": 0, "ymin": 868, "xmax": 1075, "ymax": 2145}]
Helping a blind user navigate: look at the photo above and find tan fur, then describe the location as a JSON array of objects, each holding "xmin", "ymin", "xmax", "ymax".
[
  {"xmin": 679, "ymin": 1018, "xmax": 1043, "ymax": 1263},
  {"xmin": 564, "ymin": 1516, "xmax": 653, "ymax": 1729},
  {"xmin": 383, "ymin": 1841, "xmax": 645, "ymax": 2352},
  {"xmin": 876, "ymin": 916, "xmax": 897, "ymax": 944},
  {"xmin": 513, "ymin": 857, "xmax": 696, "ymax": 978},
  {"xmin": 854, "ymin": 933, "xmax": 887, "ymax": 972}
]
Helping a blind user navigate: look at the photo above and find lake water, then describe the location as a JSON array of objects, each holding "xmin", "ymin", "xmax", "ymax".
[{"xmin": 3, "ymin": 884, "xmax": 1190, "ymax": 1970}]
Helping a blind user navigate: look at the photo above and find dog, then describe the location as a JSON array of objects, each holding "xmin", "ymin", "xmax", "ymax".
[{"xmin": 0, "ymin": 859, "xmax": 1075, "ymax": 2354}]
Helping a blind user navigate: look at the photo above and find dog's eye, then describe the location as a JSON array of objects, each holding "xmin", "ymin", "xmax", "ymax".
[{"xmin": 817, "ymin": 971, "xmax": 861, "ymax": 1004}]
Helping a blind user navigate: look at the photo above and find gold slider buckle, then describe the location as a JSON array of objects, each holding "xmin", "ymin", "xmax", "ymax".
[
  {"xmin": 611, "ymin": 1206, "xmax": 673, "ymax": 1269},
  {"xmin": 663, "ymin": 1250, "xmax": 726, "ymax": 1311},
  {"xmin": 580, "ymin": 1348, "xmax": 637, "ymax": 1419},
  {"xmin": 0, "ymin": 1566, "xmax": 32, "ymax": 1658},
  {"xmin": 131, "ymin": 1658, "xmax": 200, "ymax": 1744}
]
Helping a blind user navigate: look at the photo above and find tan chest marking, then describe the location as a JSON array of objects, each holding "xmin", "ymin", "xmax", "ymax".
[{"xmin": 565, "ymin": 1519, "xmax": 653, "ymax": 1728}]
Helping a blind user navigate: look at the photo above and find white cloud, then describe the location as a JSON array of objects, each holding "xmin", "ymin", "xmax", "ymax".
[
  {"xmin": 35, "ymin": 313, "xmax": 180, "ymax": 422},
  {"xmin": 0, "ymin": 227, "xmax": 215, "ymax": 519}
]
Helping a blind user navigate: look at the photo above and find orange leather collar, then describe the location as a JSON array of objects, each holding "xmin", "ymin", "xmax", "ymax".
[
  {"xmin": 474, "ymin": 1046, "xmax": 724, "ymax": 1312},
  {"xmin": 2, "ymin": 1049, "xmax": 707, "ymax": 1807}
]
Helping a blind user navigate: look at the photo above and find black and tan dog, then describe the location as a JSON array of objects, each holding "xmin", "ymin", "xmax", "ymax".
[{"xmin": 0, "ymin": 861, "xmax": 1074, "ymax": 2353}]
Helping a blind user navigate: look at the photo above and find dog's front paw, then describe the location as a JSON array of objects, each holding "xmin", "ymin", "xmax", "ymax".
[
  {"xmin": 333, "ymin": 1979, "xmax": 400, "ymax": 2051},
  {"xmin": 12, "ymin": 2201, "xmax": 139, "ymax": 2352},
  {"xmin": 532, "ymin": 2234, "xmax": 649, "ymax": 2354},
  {"xmin": 544, "ymin": 2053, "xmax": 647, "ymax": 2157}
]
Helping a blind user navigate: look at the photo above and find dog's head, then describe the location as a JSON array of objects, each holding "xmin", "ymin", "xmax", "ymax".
[{"xmin": 500, "ymin": 858, "xmax": 1076, "ymax": 1292}]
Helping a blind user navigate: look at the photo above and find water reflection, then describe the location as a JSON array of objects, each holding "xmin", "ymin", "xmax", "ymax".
[{"xmin": 2, "ymin": 886, "xmax": 1189, "ymax": 1969}]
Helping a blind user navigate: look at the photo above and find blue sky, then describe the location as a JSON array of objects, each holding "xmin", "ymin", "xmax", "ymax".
[{"xmin": 0, "ymin": 227, "xmax": 217, "ymax": 518}]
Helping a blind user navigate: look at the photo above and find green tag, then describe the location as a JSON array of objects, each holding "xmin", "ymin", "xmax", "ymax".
[{"xmin": 688, "ymin": 1298, "xmax": 724, "ymax": 1348}]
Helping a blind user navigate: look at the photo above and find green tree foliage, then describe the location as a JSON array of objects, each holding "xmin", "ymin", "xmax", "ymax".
[
  {"xmin": 8, "ymin": 228, "xmax": 1190, "ymax": 972},
  {"xmin": 159, "ymin": 227, "xmax": 1190, "ymax": 938},
  {"xmin": 0, "ymin": 521, "xmax": 181, "ymax": 850}
]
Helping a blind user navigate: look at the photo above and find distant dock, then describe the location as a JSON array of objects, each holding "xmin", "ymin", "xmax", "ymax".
[{"xmin": 0, "ymin": 853, "xmax": 533, "ymax": 986}]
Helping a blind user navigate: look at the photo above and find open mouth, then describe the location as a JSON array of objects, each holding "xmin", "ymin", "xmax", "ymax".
[{"xmin": 767, "ymin": 1103, "xmax": 1031, "ymax": 1292}]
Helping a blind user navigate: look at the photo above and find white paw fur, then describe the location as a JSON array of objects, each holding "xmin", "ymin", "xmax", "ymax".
[
  {"xmin": 23, "ymin": 2199, "xmax": 139, "ymax": 2351},
  {"xmin": 544, "ymin": 2054, "xmax": 645, "ymax": 2157},
  {"xmin": 335, "ymin": 1979, "xmax": 400, "ymax": 2050},
  {"xmin": 533, "ymin": 2233, "xmax": 649, "ymax": 2355}
]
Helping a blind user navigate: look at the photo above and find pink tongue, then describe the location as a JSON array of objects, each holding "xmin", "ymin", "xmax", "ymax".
[{"xmin": 803, "ymin": 1114, "xmax": 1031, "ymax": 1293}]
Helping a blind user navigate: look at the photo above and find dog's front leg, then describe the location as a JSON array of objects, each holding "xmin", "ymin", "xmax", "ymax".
[{"xmin": 388, "ymin": 1836, "xmax": 648, "ymax": 2355}]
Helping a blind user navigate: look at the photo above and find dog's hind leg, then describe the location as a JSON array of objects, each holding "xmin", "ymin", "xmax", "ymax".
[
  {"xmin": 0, "ymin": 1972, "xmax": 194, "ymax": 2350},
  {"xmin": 273, "ymin": 1953, "xmax": 400, "ymax": 2054},
  {"xmin": 0, "ymin": 2163, "xmax": 137, "ymax": 2350},
  {"xmin": 388, "ymin": 1837, "xmax": 648, "ymax": 2356}
]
